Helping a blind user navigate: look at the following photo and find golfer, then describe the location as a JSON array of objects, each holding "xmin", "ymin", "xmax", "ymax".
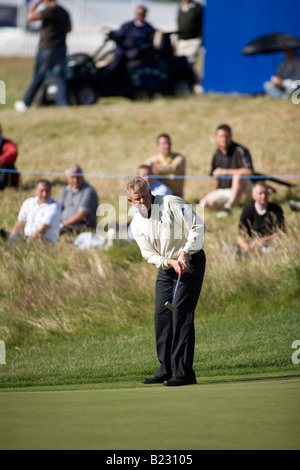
[{"xmin": 125, "ymin": 176, "xmax": 206, "ymax": 386}]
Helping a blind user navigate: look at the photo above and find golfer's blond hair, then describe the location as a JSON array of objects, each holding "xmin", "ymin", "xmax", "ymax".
[{"xmin": 124, "ymin": 176, "xmax": 150, "ymax": 197}]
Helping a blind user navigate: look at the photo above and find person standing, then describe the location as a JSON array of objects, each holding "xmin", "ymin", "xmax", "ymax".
[
  {"xmin": 0, "ymin": 122, "xmax": 18, "ymax": 190},
  {"xmin": 176, "ymin": 0, "xmax": 204, "ymax": 63},
  {"xmin": 15, "ymin": 0, "xmax": 72, "ymax": 111},
  {"xmin": 125, "ymin": 176, "xmax": 206, "ymax": 386}
]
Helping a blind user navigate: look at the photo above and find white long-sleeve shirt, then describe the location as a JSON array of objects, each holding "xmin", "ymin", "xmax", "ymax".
[{"xmin": 130, "ymin": 195, "xmax": 205, "ymax": 270}]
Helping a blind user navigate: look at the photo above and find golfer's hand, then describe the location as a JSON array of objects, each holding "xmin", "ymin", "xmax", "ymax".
[
  {"xmin": 177, "ymin": 252, "xmax": 190, "ymax": 274},
  {"xmin": 167, "ymin": 259, "xmax": 185, "ymax": 274}
]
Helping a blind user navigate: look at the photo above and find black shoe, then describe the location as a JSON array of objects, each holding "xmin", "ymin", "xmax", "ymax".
[
  {"xmin": 142, "ymin": 376, "xmax": 168, "ymax": 384},
  {"xmin": 163, "ymin": 377, "xmax": 197, "ymax": 387}
]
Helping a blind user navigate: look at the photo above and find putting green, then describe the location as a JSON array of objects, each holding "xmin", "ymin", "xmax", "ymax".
[{"xmin": 0, "ymin": 378, "xmax": 299, "ymax": 450}]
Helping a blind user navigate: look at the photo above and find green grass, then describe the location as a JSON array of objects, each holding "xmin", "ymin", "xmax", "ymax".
[
  {"xmin": 0, "ymin": 203, "xmax": 299, "ymax": 389},
  {"xmin": 1, "ymin": 297, "xmax": 298, "ymax": 389},
  {"xmin": 0, "ymin": 56, "xmax": 300, "ymax": 450},
  {"xmin": 1, "ymin": 378, "xmax": 299, "ymax": 450}
]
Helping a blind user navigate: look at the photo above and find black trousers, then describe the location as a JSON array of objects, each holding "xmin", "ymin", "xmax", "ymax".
[{"xmin": 154, "ymin": 249, "xmax": 206, "ymax": 380}]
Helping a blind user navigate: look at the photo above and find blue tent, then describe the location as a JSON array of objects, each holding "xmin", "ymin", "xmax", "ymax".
[{"xmin": 202, "ymin": 0, "xmax": 300, "ymax": 94}]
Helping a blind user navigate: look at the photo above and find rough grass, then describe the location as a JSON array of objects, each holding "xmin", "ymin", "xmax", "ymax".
[{"xmin": 0, "ymin": 57, "xmax": 299, "ymax": 387}]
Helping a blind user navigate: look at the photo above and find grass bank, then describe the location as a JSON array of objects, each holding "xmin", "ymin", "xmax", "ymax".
[
  {"xmin": 0, "ymin": 57, "xmax": 299, "ymax": 389},
  {"xmin": 0, "ymin": 229, "xmax": 299, "ymax": 389}
]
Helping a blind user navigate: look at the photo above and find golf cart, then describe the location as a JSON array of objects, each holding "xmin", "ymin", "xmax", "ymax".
[{"xmin": 35, "ymin": 32, "xmax": 197, "ymax": 106}]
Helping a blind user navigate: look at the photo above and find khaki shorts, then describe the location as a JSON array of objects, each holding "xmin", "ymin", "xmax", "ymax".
[
  {"xmin": 204, "ymin": 188, "xmax": 232, "ymax": 206},
  {"xmin": 204, "ymin": 180, "xmax": 253, "ymax": 206}
]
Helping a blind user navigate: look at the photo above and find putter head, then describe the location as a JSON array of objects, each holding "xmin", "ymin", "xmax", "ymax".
[{"xmin": 164, "ymin": 301, "xmax": 176, "ymax": 312}]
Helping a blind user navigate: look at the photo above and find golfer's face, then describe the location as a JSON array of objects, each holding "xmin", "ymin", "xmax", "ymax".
[{"xmin": 129, "ymin": 188, "xmax": 152, "ymax": 214}]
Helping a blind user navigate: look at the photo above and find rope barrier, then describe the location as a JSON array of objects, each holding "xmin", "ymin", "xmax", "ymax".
[{"xmin": 0, "ymin": 168, "xmax": 299, "ymax": 180}]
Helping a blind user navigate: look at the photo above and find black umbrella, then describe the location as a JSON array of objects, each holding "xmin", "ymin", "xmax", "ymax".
[{"xmin": 242, "ymin": 32, "xmax": 300, "ymax": 55}]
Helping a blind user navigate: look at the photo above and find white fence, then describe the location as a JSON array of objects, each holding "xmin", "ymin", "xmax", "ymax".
[
  {"xmin": 0, "ymin": 28, "xmax": 105, "ymax": 56},
  {"xmin": 0, "ymin": 0, "xmax": 178, "ymax": 57}
]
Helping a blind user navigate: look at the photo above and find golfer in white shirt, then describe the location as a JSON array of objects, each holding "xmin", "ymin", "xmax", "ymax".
[
  {"xmin": 10, "ymin": 179, "xmax": 61, "ymax": 244},
  {"xmin": 125, "ymin": 176, "xmax": 206, "ymax": 387}
]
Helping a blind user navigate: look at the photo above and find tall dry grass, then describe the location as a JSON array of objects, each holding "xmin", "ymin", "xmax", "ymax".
[
  {"xmin": 0, "ymin": 57, "xmax": 299, "ymax": 346},
  {"xmin": 1, "ymin": 213, "xmax": 299, "ymax": 346}
]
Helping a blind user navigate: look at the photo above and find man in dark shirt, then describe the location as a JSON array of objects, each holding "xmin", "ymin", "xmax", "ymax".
[
  {"xmin": 176, "ymin": 0, "xmax": 204, "ymax": 66},
  {"xmin": 237, "ymin": 182, "xmax": 285, "ymax": 254},
  {"xmin": 178, "ymin": 0, "xmax": 203, "ymax": 41},
  {"xmin": 200, "ymin": 124, "xmax": 254, "ymax": 218},
  {"xmin": 15, "ymin": 0, "xmax": 71, "ymax": 111},
  {"xmin": 106, "ymin": 5, "xmax": 155, "ymax": 77}
]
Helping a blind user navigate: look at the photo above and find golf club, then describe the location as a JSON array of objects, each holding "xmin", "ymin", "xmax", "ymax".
[{"xmin": 164, "ymin": 271, "xmax": 182, "ymax": 312}]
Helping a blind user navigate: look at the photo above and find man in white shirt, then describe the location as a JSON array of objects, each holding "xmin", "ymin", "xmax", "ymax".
[
  {"xmin": 125, "ymin": 176, "xmax": 206, "ymax": 386},
  {"xmin": 9, "ymin": 179, "xmax": 61, "ymax": 243}
]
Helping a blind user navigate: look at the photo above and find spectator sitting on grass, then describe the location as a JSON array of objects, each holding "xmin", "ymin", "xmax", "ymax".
[
  {"xmin": 263, "ymin": 48, "xmax": 300, "ymax": 99},
  {"xmin": 237, "ymin": 182, "xmax": 285, "ymax": 255},
  {"xmin": 200, "ymin": 124, "xmax": 254, "ymax": 219},
  {"xmin": 144, "ymin": 133, "xmax": 186, "ymax": 198},
  {"xmin": 8, "ymin": 179, "xmax": 61, "ymax": 244},
  {"xmin": 138, "ymin": 164, "xmax": 172, "ymax": 196},
  {"xmin": 58, "ymin": 164, "xmax": 99, "ymax": 235}
]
